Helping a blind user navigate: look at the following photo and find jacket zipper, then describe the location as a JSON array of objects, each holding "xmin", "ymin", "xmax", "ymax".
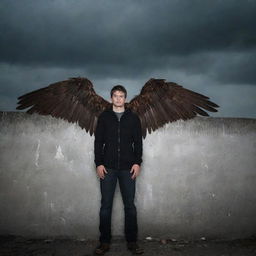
[
  {"xmin": 113, "ymin": 110, "xmax": 126, "ymax": 170},
  {"xmin": 117, "ymin": 119, "xmax": 120, "ymax": 170}
]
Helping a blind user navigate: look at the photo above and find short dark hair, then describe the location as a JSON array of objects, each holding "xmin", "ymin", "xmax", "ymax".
[{"xmin": 110, "ymin": 85, "xmax": 127, "ymax": 98}]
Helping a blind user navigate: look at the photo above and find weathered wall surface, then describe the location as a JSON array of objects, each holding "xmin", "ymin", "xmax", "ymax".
[{"xmin": 0, "ymin": 111, "xmax": 255, "ymax": 240}]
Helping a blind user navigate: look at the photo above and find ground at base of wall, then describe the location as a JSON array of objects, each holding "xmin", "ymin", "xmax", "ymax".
[{"xmin": 0, "ymin": 235, "xmax": 256, "ymax": 256}]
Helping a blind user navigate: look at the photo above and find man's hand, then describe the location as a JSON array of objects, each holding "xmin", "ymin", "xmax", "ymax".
[
  {"xmin": 96, "ymin": 165, "xmax": 108, "ymax": 179},
  {"xmin": 130, "ymin": 164, "xmax": 141, "ymax": 179}
]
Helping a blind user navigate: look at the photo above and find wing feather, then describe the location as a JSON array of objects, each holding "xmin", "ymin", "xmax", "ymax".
[
  {"xmin": 128, "ymin": 78, "xmax": 219, "ymax": 138},
  {"xmin": 16, "ymin": 77, "xmax": 111, "ymax": 136}
]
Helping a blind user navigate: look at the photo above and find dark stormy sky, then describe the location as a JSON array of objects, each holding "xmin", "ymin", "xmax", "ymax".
[{"xmin": 1, "ymin": 0, "xmax": 256, "ymax": 118}]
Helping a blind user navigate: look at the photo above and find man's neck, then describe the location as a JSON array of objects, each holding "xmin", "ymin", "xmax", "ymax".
[{"xmin": 112, "ymin": 105, "xmax": 125, "ymax": 113}]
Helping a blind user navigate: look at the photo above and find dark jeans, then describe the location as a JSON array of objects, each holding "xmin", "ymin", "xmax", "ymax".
[{"xmin": 99, "ymin": 168, "xmax": 138, "ymax": 243}]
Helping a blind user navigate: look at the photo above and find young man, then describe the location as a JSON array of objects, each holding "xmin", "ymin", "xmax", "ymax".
[{"xmin": 94, "ymin": 85, "xmax": 144, "ymax": 255}]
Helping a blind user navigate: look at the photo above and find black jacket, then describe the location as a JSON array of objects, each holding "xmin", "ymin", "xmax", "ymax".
[{"xmin": 94, "ymin": 104, "xmax": 143, "ymax": 170}]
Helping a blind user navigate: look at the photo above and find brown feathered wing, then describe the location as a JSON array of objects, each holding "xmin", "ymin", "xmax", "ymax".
[
  {"xmin": 16, "ymin": 77, "xmax": 111, "ymax": 136},
  {"xmin": 127, "ymin": 78, "xmax": 219, "ymax": 139}
]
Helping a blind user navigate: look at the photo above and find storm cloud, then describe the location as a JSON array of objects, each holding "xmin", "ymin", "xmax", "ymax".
[{"xmin": 0, "ymin": 0, "xmax": 256, "ymax": 117}]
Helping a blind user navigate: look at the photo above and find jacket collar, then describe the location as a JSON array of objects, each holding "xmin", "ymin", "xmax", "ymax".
[{"xmin": 105, "ymin": 103, "xmax": 131, "ymax": 114}]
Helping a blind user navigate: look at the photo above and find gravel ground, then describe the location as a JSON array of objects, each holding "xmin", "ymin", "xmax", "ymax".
[{"xmin": 1, "ymin": 235, "xmax": 256, "ymax": 256}]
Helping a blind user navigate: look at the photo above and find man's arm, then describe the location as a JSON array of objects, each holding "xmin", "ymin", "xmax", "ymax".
[
  {"xmin": 94, "ymin": 113, "xmax": 105, "ymax": 168},
  {"xmin": 133, "ymin": 114, "xmax": 143, "ymax": 166}
]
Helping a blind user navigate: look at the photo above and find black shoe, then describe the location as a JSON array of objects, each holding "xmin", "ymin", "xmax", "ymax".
[
  {"xmin": 127, "ymin": 242, "xmax": 144, "ymax": 254},
  {"xmin": 94, "ymin": 242, "xmax": 110, "ymax": 255}
]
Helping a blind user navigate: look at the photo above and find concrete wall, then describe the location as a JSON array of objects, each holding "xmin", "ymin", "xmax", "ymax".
[{"xmin": 0, "ymin": 111, "xmax": 256, "ymax": 240}]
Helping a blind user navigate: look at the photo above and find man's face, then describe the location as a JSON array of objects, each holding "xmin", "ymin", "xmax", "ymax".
[{"xmin": 111, "ymin": 90, "xmax": 126, "ymax": 107}]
